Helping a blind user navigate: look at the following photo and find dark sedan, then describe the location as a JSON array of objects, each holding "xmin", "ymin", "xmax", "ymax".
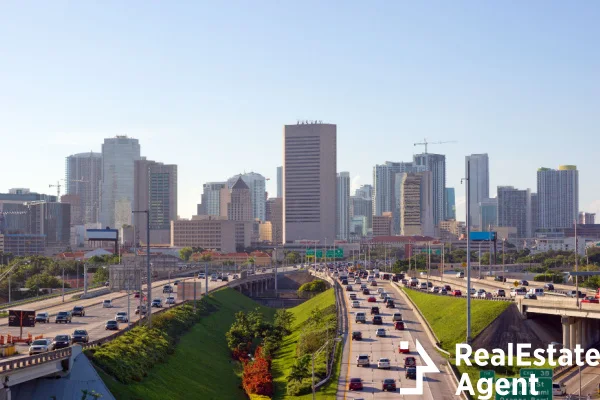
[
  {"xmin": 348, "ymin": 378, "xmax": 363, "ymax": 391},
  {"xmin": 52, "ymin": 335, "xmax": 71, "ymax": 349},
  {"xmin": 105, "ymin": 320, "xmax": 119, "ymax": 330},
  {"xmin": 382, "ymin": 378, "xmax": 396, "ymax": 391},
  {"xmin": 72, "ymin": 330, "xmax": 89, "ymax": 343}
]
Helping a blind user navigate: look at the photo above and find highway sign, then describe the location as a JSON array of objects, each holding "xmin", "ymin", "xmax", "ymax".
[
  {"xmin": 8, "ymin": 310, "xmax": 35, "ymax": 328},
  {"xmin": 461, "ymin": 262, "xmax": 467, "ymax": 267},
  {"xmin": 513, "ymin": 281, "xmax": 519, "ymax": 287},
  {"xmin": 479, "ymin": 370, "xmax": 495, "ymax": 381},
  {"xmin": 495, "ymin": 377, "xmax": 552, "ymax": 400},
  {"xmin": 519, "ymin": 369, "xmax": 552, "ymax": 379},
  {"xmin": 305, "ymin": 248, "xmax": 344, "ymax": 258}
]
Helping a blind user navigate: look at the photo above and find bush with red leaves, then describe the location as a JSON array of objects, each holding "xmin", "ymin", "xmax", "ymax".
[{"xmin": 242, "ymin": 347, "xmax": 274, "ymax": 397}]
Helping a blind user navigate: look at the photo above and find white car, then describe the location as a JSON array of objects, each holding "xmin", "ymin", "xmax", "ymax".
[
  {"xmin": 102, "ymin": 299, "xmax": 113, "ymax": 308},
  {"xmin": 28, "ymin": 339, "xmax": 52, "ymax": 355},
  {"xmin": 375, "ymin": 328, "xmax": 386, "ymax": 337},
  {"xmin": 430, "ymin": 286, "xmax": 441, "ymax": 293},
  {"xmin": 360, "ymin": 283, "xmax": 367, "ymax": 290},
  {"xmin": 210, "ymin": 275, "xmax": 218, "ymax": 282},
  {"xmin": 476, "ymin": 289, "xmax": 487, "ymax": 298},
  {"xmin": 377, "ymin": 357, "xmax": 391, "ymax": 369},
  {"xmin": 115, "ymin": 312, "xmax": 129, "ymax": 323},
  {"xmin": 377, "ymin": 288, "xmax": 385, "ymax": 294},
  {"xmin": 552, "ymin": 382, "xmax": 566, "ymax": 396},
  {"xmin": 166, "ymin": 296, "xmax": 176, "ymax": 304},
  {"xmin": 351, "ymin": 300, "xmax": 360, "ymax": 308},
  {"xmin": 510, "ymin": 288, "xmax": 528, "ymax": 297},
  {"xmin": 198, "ymin": 273, "xmax": 205, "ymax": 279}
]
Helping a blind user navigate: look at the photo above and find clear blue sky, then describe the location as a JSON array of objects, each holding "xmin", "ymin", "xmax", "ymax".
[{"xmin": 1, "ymin": 1, "xmax": 599, "ymax": 220}]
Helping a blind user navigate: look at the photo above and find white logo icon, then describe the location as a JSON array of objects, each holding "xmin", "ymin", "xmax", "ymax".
[{"xmin": 399, "ymin": 339, "xmax": 440, "ymax": 395}]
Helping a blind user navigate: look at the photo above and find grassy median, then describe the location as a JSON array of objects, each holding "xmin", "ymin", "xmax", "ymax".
[{"xmin": 99, "ymin": 288, "xmax": 275, "ymax": 400}]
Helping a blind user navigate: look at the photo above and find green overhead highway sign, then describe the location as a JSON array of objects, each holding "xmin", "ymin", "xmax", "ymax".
[
  {"xmin": 479, "ymin": 370, "xmax": 496, "ymax": 381},
  {"xmin": 495, "ymin": 377, "xmax": 552, "ymax": 400},
  {"xmin": 519, "ymin": 369, "xmax": 552, "ymax": 379},
  {"xmin": 305, "ymin": 248, "xmax": 344, "ymax": 258}
]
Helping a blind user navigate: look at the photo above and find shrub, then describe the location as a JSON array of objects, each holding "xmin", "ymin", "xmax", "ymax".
[
  {"xmin": 286, "ymin": 378, "xmax": 313, "ymax": 396},
  {"xmin": 242, "ymin": 348, "xmax": 274, "ymax": 397},
  {"xmin": 533, "ymin": 273, "xmax": 564, "ymax": 283}
]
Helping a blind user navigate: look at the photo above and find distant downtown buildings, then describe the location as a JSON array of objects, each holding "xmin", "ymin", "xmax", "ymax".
[{"xmin": 336, "ymin": 172, "xmax": 350, "ymax": 241}]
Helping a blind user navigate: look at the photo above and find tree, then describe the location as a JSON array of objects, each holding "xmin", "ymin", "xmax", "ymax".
[
  {"xmin": 200, "ymin": 254, "xmax": 212, "ymax": 262},
  {"xmin": 286, "ymin": 251, "xmax": 300, "ymax": 264},
  {"xmin": 274, "ymin": 309, "xmax": 295, "ymax": 335},
  {"xmin": 92, "ymin": 267, "xmax": 109, "ymax": 285},
  {"xmin": 25, "ymin": 273, "xmax": 63, "ymax": 289},
  {"xmin": 226, "ymin": 311, "xmax": 254, "ymax": 351},
  {"xmin": 179, "ymin": 247, "xmax": 193, "ymax": 261},
  {"xmin": 288, "ymin": 355, "xmax": 311, "ymax": 382}
]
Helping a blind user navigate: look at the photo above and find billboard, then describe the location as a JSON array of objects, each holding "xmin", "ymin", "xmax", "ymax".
[
  {"xmin": 87, "ymin": 229, "xmax": 119, "ymax": 240},
  {"xmin": 469, "ymin": 231, "xmax": 497, "ymax": 242},
  {"xmin": 8, "ymin": 310, "xmax": 35, "ymax": 328}
]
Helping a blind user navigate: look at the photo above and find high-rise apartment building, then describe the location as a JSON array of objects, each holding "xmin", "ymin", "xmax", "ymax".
[
  {"xmin": 478, "ymin": 198, "xmax": 498, "ymax": 230},
  {"xmin": 413, "ymin": 153, "xmax": 446, "ymax": 227},
  {"xmin": 537, "ymin": 165, "xmax": 579, "ymax": 229},
  {"xmin": 199, "ymin": 182, "xmax": 227, "ymax": 216},
  {"xmin": 398, "ymin": 172, "xmax": 434, "ymax": 236},
  {"xmin": 465, "ymin": 154, "xmax": 489, "ymax": 229},
  {"xmin": 355, "ymin": 184, "xmax": 372, "ymax": 201},
  {"xmin": 65, "ymin": 152, "xmax": 102, "ymax": 224},
  {"xmin": 579, "ymin": 212, "xmax": 596, "ymax": 225},
  {"xmin": 372, "ymin": 212, "xmax": 392, "ymax": 237},
  {"xmin": 60, "ymin": 194, "xmax": 83, "ymax": 226},
  {"xmin": 336, "ymin": 172, "xmax": 350, "ymax": 240},
  {"xmin": 351, "ymin": 196, "xmax": 372, "ymax": 231},
  {"xmin": 27, "ymin": 202, "xmax": 71, "ymax": 248},
  {"xmin": 227, "ymin": 177, "xmax": 252, "ymax": 221},
  {"xmin": 266, "ymin": 197, "xmax": 283, "ymax": 244},
  {"xmin": 283, "ymin": 123, "xmax": 336, "ymax": 244},
  {"xmin": 373, "ymin": 162, "xmax": 414, "ymax": 217},
  {"xmin": 227, "ymin": 172, "xmax": 266, "ymax": 221},
  {"xmin": 445, "ymin": 188, "xmax": 456, "ymax": 220},
  {"xmin": 99, "ymin": 136, "xmax": 141, "ymax": 229},
  {"xmin": 277, "ymin": 166, "xmax": 283, "ymax": 198},
  {"xmin": 531, "ymin": 193, "xmax": 539, "ymax": 235},
  {"xmin": 133, "ymin": 159, "xmax": 178, "ymax": 244},
  {"xmin": 0, "ymin": 191, "xmax": 57, "ymax": 235},
  {"xmin": 497, "ymin": 186, "xmax": 531, "ymax": 238}
]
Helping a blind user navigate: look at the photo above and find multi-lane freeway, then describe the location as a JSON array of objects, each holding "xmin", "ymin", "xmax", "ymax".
[{"xmin": 337, "ymin": 275, "xmax": 460, "ymax": 399}]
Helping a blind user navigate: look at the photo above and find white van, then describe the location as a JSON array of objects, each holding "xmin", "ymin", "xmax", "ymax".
[
  {"xmin": 456, "ymin": 271, "xmax": 464, "ymax": 278},
  {"xmin": 528, "ymin": 288, "xmax": 544, "ymax": 297}
]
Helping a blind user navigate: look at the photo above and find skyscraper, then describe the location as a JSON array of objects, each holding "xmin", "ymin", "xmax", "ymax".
[
  {"xmin": 99, "ymin": 136, "xmax": 141, "ymax": 229},
  {"xmin": 336, "ymin": 172, "xmax": 350, "ymax": 240},
  {"xmin": 199, "ymin": 182, "xmax": 226, "ymax": 216},
  {"xmin": 445, "ymin": 188, "xmax": 456, "ymax": 220},
  {"xmin": 227, "ymin": 177, "xmax": 252, "ymax": 221},
  {"xmin": 465, "ymin": 154, "xmax": 489, "ymax": 229},
  {"xmin": 373, "ymin": 162, "xmax": 414, "ymax": 234},
  {"xmin": 355, "ymin": 184, "xmax": 372, "ymax": 201},
  {"xmin": 398, "ymin": 171, "xmax": 434, "ymax": 236},
  {"xmin": 283, "ymin": 122, "xmax": 336, "ymax": 244},
  {"xmin": 413, "ymin": 153, "xmax": 446, "ymax": 227},
  {"xmin": 277, "ymin": 166, "xmax": 283, "ymax": 198},
  {"xmin": 537, "ymin": 165, "xmax": 579, "ymax": 229},
  {"xmin": 266, "ymin": 197, "xmax": 283, "ymax": 244},
  {"xmin": 478, "ymin": 198, "xmax": 498, "ymax": 231},
  {"xmin": 227, "ymin": 172, "xmax": 266, "ymax": 221},
  {"xmin": 497, "ymin": 186, "xmax": 531, "ymax": 238},
  {"xmin": 133, "ymin": 159, "xmax": 178, "ymax": 244},
  {"xmin": 65, "ymin": 152, "xmax": 102, "ymax": 224}
]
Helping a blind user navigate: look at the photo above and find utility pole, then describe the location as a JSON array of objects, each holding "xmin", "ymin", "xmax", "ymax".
[
  {"xmin": 62, "ymin": 264, "xmax": 65, "ymax": 302},
  {"xmin": 575, "ymin": 221, "xmax": 579, "ymax": 307},
  {"xmin": 463, "ymin": 159, "xmax": 472, "ymax": 344}
]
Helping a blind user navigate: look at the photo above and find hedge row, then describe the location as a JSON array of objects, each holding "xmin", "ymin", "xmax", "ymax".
[{"xmin": 88, "ymin": 300, "xmax": 214, "ymax": 383}]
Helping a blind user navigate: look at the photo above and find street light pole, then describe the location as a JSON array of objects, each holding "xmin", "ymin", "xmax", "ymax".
[
  {"xmin": 62, "ymin": 264, "xmax": 65, "ymax": 302},
  {"xmin": 463, "ymin": 159, "xmax": 472, "ymax": 344},
  {"xmin": 133, "ymin": 210, "xmax": 152, "ymax": 326},
  {"xmin": 575, "ymin": 221, "xmax": 579, "ymax": 307}
]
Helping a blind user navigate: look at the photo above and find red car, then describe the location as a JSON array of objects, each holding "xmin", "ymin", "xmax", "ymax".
[
  {"xmin": 382, "ymin": 378, "xmax": 396, "ymax": 391},
  {"xmin": 349, "ymin": 378, "xmax": 363, "ymax": 391},
  {"xmin": 367, "ymin": 296, "xmax": 377, "ymax": 302},
  {"xmin": 453, "ymin": 290, "xmax": 462, "ymax": 296},
  {"xmin": 370, "ymin": 281, "xmax": 378, "ymax": 287},
  {"xmin": 404, "ymin": 356, "xmax": 416, "ymax": 367},
  {"xmin": 394, "ymin": 321, "xmax": 405, "ymax": 330},
  {"xmin": 582, "ymin": 296, "xmax": 599, "ymax": 304},
  {"xmin": 134, "ymin": 291, "xmax": 141, "ymax": 298},
  {"xmin": 399, "ymin": 345, "xmax": 410, "ymax": 354}
]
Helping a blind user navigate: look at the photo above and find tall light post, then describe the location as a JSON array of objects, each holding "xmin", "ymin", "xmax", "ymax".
[
  {"xmin": 575, "ymin": 221, "xmax": 579, "ymax": 307},
  {"xmin": 462, "ymin": 159, "xmax": 472, "ymax": 344},
  {"xmin": 478, "ymin": 242, "xmax": 482, "ymax": 280},
  {"xmin": 132, "ymin": 209, "xmax": 152, "ymax": 326},
  {"xmin": 311, "ymin": 337, "xmax": 341, "ymax": 400},
  {"xmin": 62, "ymin": 263, "xmax": 65, "ymax": 302},
  {"xmin": 502, "ymin": 238, "xmax": 506, "ymax": 275}
]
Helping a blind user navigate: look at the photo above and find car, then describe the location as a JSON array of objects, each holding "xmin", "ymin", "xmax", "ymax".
[
  {"xmin": 349, "ymin": 293, "xmax": 357, "ymax": 300},
  {"xmin": 430, "ymin": 286, "xmax": 441, "ymax": 293},
  {"xmin": 444, "ymin": 284, "xmax": 452, "ymax": 291},
  {"xmin": 165, "ymin": 296, "xmax": 176, "ymax": 304},
  {"xmin": 134, "ymin": 291, "xmax": 141, "ymax": 298},
  {"xmin": 552, "ymin": 382, "xmax": 566, "ymax": 396},
  {"xmin": 375, "ymin": 328, "xmax": 386, "ymax": 337},
  {"xmin": 102, "ymin": 299, "xmax": 113, "ymax": 308},
  {"xmin": 29, "ymin": 338, "xmax": 53, "ymax": 355},
  {"xmin": 351, "ymin": 300, "xmax": 360, "ymax": 308},
  {"xmin": 352, "ymin": 331, "xmax": 362, "ymax": 340},
  {"xmin": 524, "ymin": 293, "xmax": 537, "ymax": 300},
  {"xmin": 469, "ymin": 288, "xmax": 477, "ymax": 296},
  {"xmin": 404, "ymin": 356, "xmax": 416, "ymax": 367},
  {"xmin": 221, "ymin": 276, "xmax": 229, "ymax": 282},
  {"xmin": 370, "ymin": 281, "xmax": 377, "ymax": 287},
  {"xmin": 440, "ymin": 288, "xmax": 448, "ymax": 295},
  {"xmin": 456, "ymin": 271, "xmax": 465, "ymax": 278},
  {"xmin": 399, "ymin": 344, "xmax": 410, "ymax": 354},
  {"xmin": 395, "ymin": 321, "xmax": 405, "ymax": 330},
  {"xmin": 406, "ymin": 366, "xmax": 417, "ymax": 379},
  {"xmin": 52, "ymin": 335, "xmax": 71, "ymax": 349},
  {"xmin": 341, "ymin": 279, "xmax": 348, "ymax": 285},
  {"xmin": 233, "ymin": 274, "xmax": 239, "ymax": 279},
  {"xmin": 371, "ymin": 306, "xmax": 380, "ymax": 315},
  {"xmin": 386, "ymin": 299, "xmax": 395, "ymax": 308},
  {"xmin": 519, "ymin": 280, "xmax": 529, "ymax": 286},
  {"xmin": 510, "ymin": 288, "xmax": 527, "ymax": 297},
  {"xmin": 367, "ymin": 296, "xmax": 377, "ymax": 303},
  {"xmin": 453, "ymin": 290, "xmax": 462, "ymax": 296},
  {"xmin": 354, "ymin": 278, "xmax": 361, "ymax": 284},
  {"xmin": 72, "ymin": 329, "xmax": 89, "ymax": 343},
  {"xmin": 567, "ymin": 290, "xmax": 585, "ymax": 298},
  {"xmin": 362, "ymin": 288, "xmax": 370, "ymax": 295},
  {"xmin": 105, "ymin": 320, "xmax": 119, "ymax": 330},
  {"xmin": 151, "ymin": 298, "xmax": 163, "ymax": 308},
  {"xmin": 379, "ymin": 291, "xmax": 387, "ymax": 299},
  {"xmin": 210, "ymin": 275, "xmax": 218, "ymax": 282},
  {"xmin": 544, "ymin": 283, "xmax": 555, "ymax": 291},
  {"xmin": 55, "ymin": 311, "xmax": 72, "ymax": 324},
  {"xmin": 475, "ymin": 289, "xmax": 487, "ymax": 298},
  {"xmin": 382, "ymin": 378, "xmax": 396, "ymax": 391},
  {"xmin": 392, "ymin": 313, "xmax": 403, "ymax": 321},
  {"xmin": 496, "ymin": 289, "xmax": 506, "ymax": 297},
  {"xmin": 377, "ymin": 357, "xmax": 391, "ymax": 369},
  {"xmin": 35, "ymin": 312, "xmax": 50, "ymax": 323},
  {"xmin": 72, "ymin": 306, "xmax": 85, "ymax": 317},
  {"xmin": 348, "ymin": 378, "xmax": 363, "ymax": 391},
  {"xmin": 198, "ymin": 273, "xmax": 205, "ymax": 279},
  {"xmin": 401, "ymin": 279, "xmax": 409, "ymax": 285},
  {"xmin": 494, "ymin": 275, "xmax": 506, "ymax": 282},
  {"xmin": 582, "ymin": 296, "xmax": 599, "ymax": 304},
  {"xmin": 356, "ymin": 355, "xmax": 370, "ymax": 367},
  {"xmin": 355, "ymin": 312, "xmax": 366, "ymax": 323},
  {"xmin": 173, "ymin": 280, "xmax": 180, "ymax": 286},
  {"xmin": 419, "ymin": 282, "xmax": 428, "ymax": 290},
  {"xmin": 115, "ymin": 312, "xmax": 129, "ymax": 323},
  {"xmin": 372, "ymin": 315, "xmax": 383, "ymax": 325},
  {"xmin": 346, "ymin": 285, "xmax": 353, "ymax": 291},
  {"xmin": 162, "ymin": 285, "xmax": 173, "ymax": 293},
  {"xmin": 135, "ymin": 305, "xmax": 147, "ymax": 315}
]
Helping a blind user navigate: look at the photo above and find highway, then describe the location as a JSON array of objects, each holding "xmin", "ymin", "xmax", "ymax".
[{"xmin": 338, "ymin": 276, "xmax": 460, "ymax": 399}]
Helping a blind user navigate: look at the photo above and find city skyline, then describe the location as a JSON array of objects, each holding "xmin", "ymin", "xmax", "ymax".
[{"xmin": 1, "ymin": 2, "xmax": 599, "ymax": 221}]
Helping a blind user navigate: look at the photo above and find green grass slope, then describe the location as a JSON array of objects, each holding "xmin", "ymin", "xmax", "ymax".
[
  {"xmin": 403, "ymin": 288, "xmax": 511, "ymax": 353},
  {"xmin": 100, "ymin": 288, "xmax": 275, "ymax": 400},
  {"xmin": 271, "ymin": 289, "xmax": 336, "ymax": 400}
]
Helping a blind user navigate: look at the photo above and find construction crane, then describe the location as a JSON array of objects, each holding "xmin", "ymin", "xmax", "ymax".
[
  {"xmin": 49, "ymin": 181, "xmax": 62, "ymax": 199},
  {"xmin": 413, "ymin": 138, "xmax": 457, "ymax": 154}
]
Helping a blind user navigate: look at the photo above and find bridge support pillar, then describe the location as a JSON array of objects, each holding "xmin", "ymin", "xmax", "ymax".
[
  {"xmin": 570, "ymin": 318, "xmax": 578, "ymax": 351},
  {"xmin": 562, "ymin": 316, "xmax": 575, "ymax": 350}
]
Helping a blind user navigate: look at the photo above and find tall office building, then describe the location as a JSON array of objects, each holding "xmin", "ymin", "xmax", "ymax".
[
  {"xmin": 531, "ymin": 193, "xmax": 539, "ymax": 235},
  {"xmin": 355, "ymin": 184, "xmax": 372, "ymax": 201},
  {"xmin": 277, "ymin": 166, "xmax": 283, "ymax": 198},
  {"xmin": 465, "ymin": 154, "xmax": 489, "ymax": 229},
  {"xmin": 27, "ymin": 202, "xmax": 71, "ymax": 248},
  {"xmin": 478, "ymin": 198, "xmax": 498, "ymax": 231},
  {"xmin": 537, "ymin": 165, "xmax": 579, "ymax": 229},
  {"xmin": 413, "ymin": 153, "xmax": 446, "ymax": 227},
  {"xmin": 497, "ymin": 186, "xmax": 531, "ymax": 238},
  {"xmin": 351, "ymin": 196, "xmax": 372, "ymax": 231},
  {"xmin": 0, "ymin": 191, "xmax": 57, "ymax": 235},
  {"xmin": 99, "ymin": 136, "xmax": 141, "ymax": 229},
  {"xmin": 227, "ymin": 177, "xmax": 252, "ymax": 221},
  {"xmin": 579, "ymin": 212, "xmax": 596, "ymax": 225},
  {"xmin": 283, "ymin": 122, "xmax": 336, "ymax": 244},
  {"xmin": 336, "ymin": 172, "xmax": 350, "ymax": 240},
  {"xmin": 398, "ymin": 171, "xmax": 434, "ymax": 236},
  {"xmin": 227, "ymin": 172, "xmax": 266, "ymax": 221},
  {"xmin": 65, "ymin": 152, "xmax": 102, "ymax": 224},
  {"xmin": 373, "ymin": 162, "xmax": 414, "ymax": 216},
  {"xmin": 133, "ymin": 159, "xmax": 178, "ymax": 244},
  {"xmin": 199, "ymin": 182, "xmax": 227, "ymax": 216},
  {"xmin": 445, "ymin": 188, "xmax": 456, "ymax": 220},
  {"xmin": 266, "ymin": 197, "xmax": 283, "ymax": 244}
]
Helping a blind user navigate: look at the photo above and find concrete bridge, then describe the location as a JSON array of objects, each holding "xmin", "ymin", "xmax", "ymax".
[{"xmin": 229, "ymin": 273, "xmax": 275, "ymax": 297}]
